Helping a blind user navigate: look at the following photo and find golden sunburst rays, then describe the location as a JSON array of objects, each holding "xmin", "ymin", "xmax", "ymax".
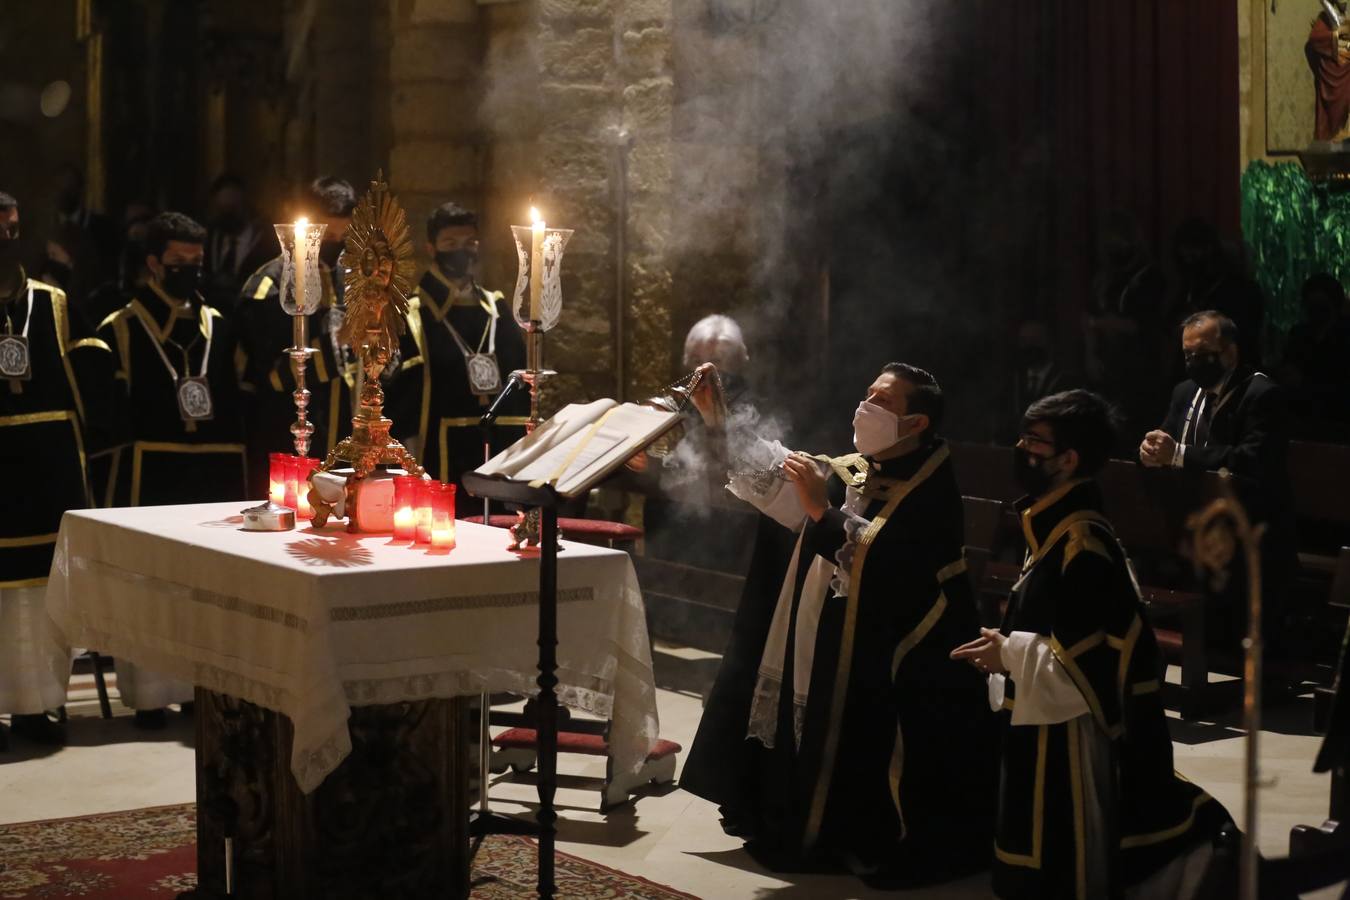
[{"xmin": 339, "ymin": 170, "xmax": 416, "ymax": 352}]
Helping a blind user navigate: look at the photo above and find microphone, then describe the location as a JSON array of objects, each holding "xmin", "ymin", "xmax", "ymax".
[{"xmin": 481, "ymin": 372, "xmax": 524, "ymax": 426}]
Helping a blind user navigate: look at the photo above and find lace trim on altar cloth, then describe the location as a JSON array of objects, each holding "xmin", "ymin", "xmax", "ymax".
[
  {"xmin": 330, "ymin": 586, "xmax": 594, "ymax": 621},
  {"xmin": 746, "ymin": 672, "xmax": 806, "ymax": 750},
  {"xmin": 67, "ymin": 554, "xmax": 312, "ymax": 632}
]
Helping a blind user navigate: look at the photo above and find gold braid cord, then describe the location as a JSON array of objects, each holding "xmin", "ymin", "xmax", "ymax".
[{"xmin": 308, "ymin": 171, "xmax": 424, "ymax": 529}]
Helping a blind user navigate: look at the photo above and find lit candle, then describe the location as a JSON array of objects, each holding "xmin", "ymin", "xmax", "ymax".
[
  {"xmin": 294, "ymin": 217, "xmax": 308, "ymax": 314},
  {"xmin": 431, "ymin": 520, "xmax": 454, "ymax": 549},
  {"xmin": 295, "ymin": 457, "xmax": 319, "ymax": 520},
  {"xmin": 283, "ymin": 455, "xmax": 299, "ymax": 510},
  {"xmin": 415, "ymin": 479, "xmax": 434, "ymax": 544},
  {"xmin": 268, "ymin": 453, "xmax": 288, "ymax": 505},
  {"xmin": 430, "ymin": 482, "xmax": 456, "ymax": 549},
  {"xmin": 393, "ymin": 475, "xmax": 419, "ymax": 541},
  {"xmin": 529, "ymin": 207, "xmax": 544, "ymax": 323}
]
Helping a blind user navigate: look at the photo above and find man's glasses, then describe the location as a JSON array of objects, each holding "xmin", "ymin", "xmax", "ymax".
[{"xmin": 1017, "ymin": 432, "xmax": 1057, "ymax": 451}]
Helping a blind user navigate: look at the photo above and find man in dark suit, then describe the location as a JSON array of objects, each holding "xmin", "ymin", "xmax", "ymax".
[{"xmin": 1139, "ymin": 309, "xmax": 1297, "ymax": 652}]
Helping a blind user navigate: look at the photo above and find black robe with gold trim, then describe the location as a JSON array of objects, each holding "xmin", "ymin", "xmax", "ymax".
[
  {"xmin": 236, "ymin": 258, "xmax": 353, "ymax": 496},
  {"xmin": 683, "ymin": 439, "xmax": 997, "ymax": 883},
  {"xmin": 993, "ymin": 479, "xmax": 1229, "ymax": 899},
  {"xmin": 98, "ymin": 286, "xmax": 247, "ymax": 507},
  {"xmin": 2, "ymin": 277, "xmax": 115, "ymax": 586},
  {"xmin": 386, "ymin": 269, "xmax": 528, "ymax": 488}
]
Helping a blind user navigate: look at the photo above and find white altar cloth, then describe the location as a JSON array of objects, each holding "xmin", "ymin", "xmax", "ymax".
[{"xmin": 45, "ymin": 502, "xmax": 659, "ymax": 794}]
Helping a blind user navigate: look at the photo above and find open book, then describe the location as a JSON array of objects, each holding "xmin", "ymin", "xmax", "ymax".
[{"xmin": 473, "ymin": 399, "xmax": 681, "ymax": 497}]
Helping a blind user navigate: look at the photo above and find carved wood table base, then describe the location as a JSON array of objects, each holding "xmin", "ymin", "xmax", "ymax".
[{"xmin": 180, "ymin": 689, "xmax": 471, "ymax": 900}]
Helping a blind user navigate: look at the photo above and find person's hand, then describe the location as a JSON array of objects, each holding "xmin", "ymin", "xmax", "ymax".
[
  {"xmin": 689, "ymin": 362, "xmax": 724, "ymax": 428},
  {"xmin": 46, "ymin": 241, "xmax": 73, "ymax": 268},
  {"xmin": 950, "ymin": 628, "xmax": 1009, "ymax": 675},
  {"xmin": 625, "ymin": 450, "xmax": 649, "ymax": 474},
  {"xmin": 782, "ymin": 452, "xmax": 829, "ymax": 521},
  {"xmin": 1139, "ymin": 429, "xmax": 1175, "ymax": 468}
]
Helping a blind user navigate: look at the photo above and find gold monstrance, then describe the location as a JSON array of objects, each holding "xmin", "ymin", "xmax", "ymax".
[{"xmin": 308, "ymin": 172, "xmax": 423, "ymax": 528}]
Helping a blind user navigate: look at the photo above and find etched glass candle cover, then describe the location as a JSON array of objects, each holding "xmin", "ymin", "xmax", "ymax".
[
  {"xmin": 273, "ymin": 220, "xmax": 328, "ymax": 315},
  {"xmin": 509, "ymin": 225, "xmax": 574, "ymax": 330}
]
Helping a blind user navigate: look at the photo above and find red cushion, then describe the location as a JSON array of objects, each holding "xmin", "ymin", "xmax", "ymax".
[
  {"xmin": 558, "ymin": 518, "xmax": 643, "ymax": 540},
  {"xmin": 462, "ymin": 515, "xmax": 643, "ymax": 541},
  {"xmin": 493, "ymin": 727, "xmax": 681, "ymax": 760}
]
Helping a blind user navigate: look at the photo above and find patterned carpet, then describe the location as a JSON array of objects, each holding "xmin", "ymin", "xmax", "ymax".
[{"xmin": 0, "ymin": 804, "xmax": 698, "ymax": 899}]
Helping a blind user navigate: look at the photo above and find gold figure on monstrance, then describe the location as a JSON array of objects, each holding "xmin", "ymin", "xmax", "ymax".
[{"xmin": 308, "ymin": 172, "xmax": 424, "ymax": 528}]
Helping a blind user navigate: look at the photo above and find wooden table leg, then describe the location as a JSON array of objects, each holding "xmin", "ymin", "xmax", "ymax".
[{"xmin": 188, "ymin": 689, "xmax": 470, "ymax": 899}]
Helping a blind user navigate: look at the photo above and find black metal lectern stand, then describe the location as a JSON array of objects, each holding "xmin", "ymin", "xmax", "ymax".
[{"xmin": 460, "ymin": 472, "xmax": 562, "ymax": 900}]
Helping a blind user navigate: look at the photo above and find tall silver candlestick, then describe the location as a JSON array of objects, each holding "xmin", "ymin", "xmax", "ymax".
[
  {"xmin": 288, "ymin": 315, "xmax": 317, "ymax": 455},
  {"xmin": 276, "ymin": 218, "xmax": 327, "ymax": 455}
]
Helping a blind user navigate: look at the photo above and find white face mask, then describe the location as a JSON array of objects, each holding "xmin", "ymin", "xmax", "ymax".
[{"xmin": 853, "ymin": 402, "xmax": 901, "ymax": 456}]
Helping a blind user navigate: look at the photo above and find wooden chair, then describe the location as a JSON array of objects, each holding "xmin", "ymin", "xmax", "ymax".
[
  {"xmin": 1289, "ymin": 441, "xmax": 1350, "ymax": 581},
  {"xmin": 962, "ymin": 495, "xmax": 1008, "ymax": 626}
]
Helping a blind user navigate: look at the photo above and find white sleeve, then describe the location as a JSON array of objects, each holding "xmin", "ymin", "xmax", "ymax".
[
  {"xmin": 725, "ymin": 439, "xmax": 808, "ymax": 532},
  {"xmin": 1000, "ymin": 631, "xmax": 1091, "ymax": 725}
]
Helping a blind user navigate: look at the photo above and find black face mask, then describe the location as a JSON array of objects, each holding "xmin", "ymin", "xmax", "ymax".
[
  {"xmin": 436, "ymin": 248, "xmax": 477, "ymax": 280},
  {"xmin": 1184, "ymin": 352, "xmax": 1226, "ymax": 389},
  {"xmin": 319, "ymin": 240, "xmax": 343, "ymax": 269},
  {"xmin": 1013, "ymin": 446, "xmax": 1059, "ymax": 497},
  {"xmin": 160, "ymin": 264, "xmax": 202, "ymax": 300}
]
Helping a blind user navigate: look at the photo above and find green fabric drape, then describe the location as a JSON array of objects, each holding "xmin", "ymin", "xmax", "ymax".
[{"xmin": 1241, "ymin": 160, "xmax": 1350, "ymax": 337}]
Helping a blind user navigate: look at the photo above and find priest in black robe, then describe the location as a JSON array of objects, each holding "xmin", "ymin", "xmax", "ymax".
[
  {"xmin": 0, "ymin": 191, "xmax": 115, "ymax": 747},
  {"xmin": 953, "ymin": 389, "xmax": 1231, "ymax": 899},
  {"xmin": 682, "ymin": 362, "xmax": 997, "ymax": 886},
  {"xmin": 386, "ymin": 202, "xmax": 528, "ymax": 488},
  {"xmin": 97, "ymin": 212, "xmax": 246, "ymax": 725}
]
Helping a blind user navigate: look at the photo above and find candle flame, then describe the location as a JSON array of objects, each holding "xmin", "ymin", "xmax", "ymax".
[{"xmin": 529, "ymin": 207, "xmax": 541, "ymax": 225}]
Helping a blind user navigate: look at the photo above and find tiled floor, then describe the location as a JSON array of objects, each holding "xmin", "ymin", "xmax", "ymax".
[{"xmin": 0, "ymin": 649, "xmax": 1343, "ymax": 899}]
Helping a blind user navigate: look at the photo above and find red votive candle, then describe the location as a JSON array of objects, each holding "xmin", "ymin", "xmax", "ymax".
[
  {"xmin": 430, "ymin": 482, "xmax": 456, "ymax": 549},
  {"xmin": 415, "ymin": 479, "xmax": 435, "ymax": 544},
  {"xmin": 283, "ymin": 455, "xmax": 299, "ymax": 510},
  {"xmin": 393, "ymin": 475, "xmax": 420, "ymax": 541},
  {"xmin": 268, "ymin": 453, "xmax": 288, "ymax": 505},
  {"xmin": 295, "ymin": 457, "xmax": 319, "ymax": 519}
]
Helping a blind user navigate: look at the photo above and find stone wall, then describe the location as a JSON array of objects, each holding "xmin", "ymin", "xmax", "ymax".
[{"xmin": 279, "ymin": 0, "xmax": 800, "ymax": 413}]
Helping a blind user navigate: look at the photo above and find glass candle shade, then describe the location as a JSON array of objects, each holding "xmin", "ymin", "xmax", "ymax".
[
  {"xmin": 415, "ymin": 479, "xmax": 435, "ymax": 544},
  {"xmin": 430, "ymin": 482, "xmax": 456, "ymax": 549},
  {"xmin": 393, "ymin": 475, "xmax": 420, "ymax": 541},
  {"xmin": 268, "ymin": 453, "xmax": 288, "ymax": 505},
  {"xmin": 273, "ymin": 220, "xmax": 328, "ymax": 316},
  {"xmin": 283, "ymin": 455, "xmax": 300, "ymax": 510},
  {"xmin": 295, "ymin": 457, "xmax": 319, "ymax": 519}
]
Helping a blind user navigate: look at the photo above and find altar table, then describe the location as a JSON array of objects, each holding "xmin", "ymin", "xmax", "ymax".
[{"xmin": 44, "ymin": 502, "xmax": 659, "ymax": 899}]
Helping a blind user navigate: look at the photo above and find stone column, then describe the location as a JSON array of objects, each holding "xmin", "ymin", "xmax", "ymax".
[{"xmin": 385, "ymin": 0, "xmax": 485, "ymax": 264}]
